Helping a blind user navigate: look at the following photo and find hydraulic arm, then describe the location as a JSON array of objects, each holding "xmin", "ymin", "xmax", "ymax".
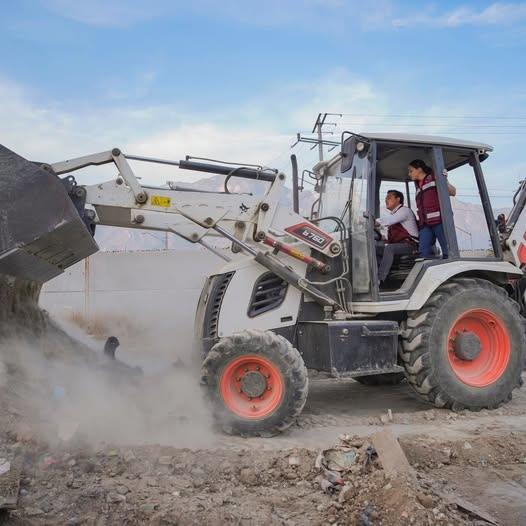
[{"xmin": 0, "ymin": 144, "xmax": 345, "ymax": 310}]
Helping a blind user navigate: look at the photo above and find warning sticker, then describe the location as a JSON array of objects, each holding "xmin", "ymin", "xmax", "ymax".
[{"xmin": 151, "ymin": 195, "xmax": 171, "ymax": 207}]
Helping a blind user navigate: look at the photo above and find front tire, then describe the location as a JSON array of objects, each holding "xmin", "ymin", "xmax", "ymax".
[
  {"xmin": 401, "ymin": 277, "xmax": 525, "ymax": 411},
  {"xmin": 201, "ymin": 329, "xmax": 308, "ymax": 436}
]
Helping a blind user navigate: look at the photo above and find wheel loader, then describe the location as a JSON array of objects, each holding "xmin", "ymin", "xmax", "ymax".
[{"xmin": 1, "ymin": 132, "xmax": 525, "ymax": 435}]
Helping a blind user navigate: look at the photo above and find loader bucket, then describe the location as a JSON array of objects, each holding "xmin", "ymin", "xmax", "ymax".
[{"xmin": 0, "ymin": 144, "xmax": 98, "ymax": 284}]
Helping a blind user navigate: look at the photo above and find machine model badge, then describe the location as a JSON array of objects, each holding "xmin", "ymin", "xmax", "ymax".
[{"xmin": 284, "ymin": 222, "xmax": 332, "ymax": 250}]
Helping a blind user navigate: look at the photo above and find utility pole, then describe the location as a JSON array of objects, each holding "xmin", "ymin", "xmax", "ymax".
[
  {"xmin": 291, "ymin": 113, "xmax": 342, "ymax": 155},
  {"xmin": 312, "ymin": 113, "xmax": 328, "ymax": 162}
]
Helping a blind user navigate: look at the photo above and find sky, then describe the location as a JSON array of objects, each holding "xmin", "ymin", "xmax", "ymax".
[{"xmin": 1, "ymin": 0, "xmax": 526, "ymax": 205}]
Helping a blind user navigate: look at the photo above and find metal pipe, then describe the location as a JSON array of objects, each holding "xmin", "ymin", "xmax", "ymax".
[
  {"xmin": 125, "ymin": 154, "xmax": 181, "ymax": 167},
  {"xmin": 263, "ymin": 235, "xmax": 328, "ymax": 273},
  {"xmin": 213, "ymin": 225, "xmax": 258, "ymax": 256},
  {"xmin": 178, "ymin": 160, "xmax": 276, "ymax": 182},
  {"xmin": 291, "ymin": 154, "xmax": 299, "ymax": 214}
]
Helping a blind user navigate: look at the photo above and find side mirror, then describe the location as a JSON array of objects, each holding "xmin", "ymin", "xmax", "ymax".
[{"xmin": 341, "ymin": 136, "xmax": 356, "ymax": 173}]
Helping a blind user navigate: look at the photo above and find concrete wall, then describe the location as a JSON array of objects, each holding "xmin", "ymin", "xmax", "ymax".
[{"xmin": 40, "ymin": 249, "xmax": 224, "ymax": 350}]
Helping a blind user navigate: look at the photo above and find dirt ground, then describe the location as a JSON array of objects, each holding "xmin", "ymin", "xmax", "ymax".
[
  {"xmin": 1, "ymin": 369, "xmax": 525, "ymax": 525},
  {"xmin": 1, "ymin": 290, "xmax": 525, "ymax": 525}
]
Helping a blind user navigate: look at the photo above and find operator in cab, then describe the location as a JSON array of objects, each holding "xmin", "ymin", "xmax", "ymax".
[
  {"xmin": 375, "ymin": 190, "xmax": 419, "ymax": 284},
  {"xmin": 408, "ymin": 159, "xmax": 456, "ymax": 259}
]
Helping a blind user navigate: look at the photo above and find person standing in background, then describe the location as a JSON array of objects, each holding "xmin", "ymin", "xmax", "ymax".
[{"xmin": 408, "ymin": 159, "xmax": 456, "ymax": 259}]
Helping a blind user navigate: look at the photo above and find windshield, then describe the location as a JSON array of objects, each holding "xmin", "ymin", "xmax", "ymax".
[
  {"xmin": 316, "ymin": 152, "xmax": 372, "ymax": 296},
  {"xmin": 317, "ymin": 159, "xmax": 353, "ymax": 226},
  {"xmin": 348, "ymin": 154, "xmax": 371, "ymax": 295}
]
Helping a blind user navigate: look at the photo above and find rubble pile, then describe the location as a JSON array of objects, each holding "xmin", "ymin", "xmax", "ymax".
[
  {"xmin": 0, "ymin": 426, "xmax": 489, "ymax": 526},
  {"xmin": 314, "ymin": 432, "xmax": 471, "ymax": 525}
]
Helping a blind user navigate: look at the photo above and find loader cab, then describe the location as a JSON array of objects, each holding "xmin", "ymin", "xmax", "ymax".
[{"xmin": 317, "ymin": 133, "xmax": 501, "ymax": 302}]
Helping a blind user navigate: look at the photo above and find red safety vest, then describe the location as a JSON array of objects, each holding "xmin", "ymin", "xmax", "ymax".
[
  {"xmin": 415, "ymin": 173, "xmax": 441, "ymax": 227},
  {"xmin": 388, "ymin": 222, "xmax": 418, "ymax": 246}
]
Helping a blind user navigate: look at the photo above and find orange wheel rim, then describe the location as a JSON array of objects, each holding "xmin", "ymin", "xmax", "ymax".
[
  {"xmin": 219, "ymin": 355, "xmax": 284, "ymax": 419},
  {"xmin": 447, "ymin": 308, "xmax": 510, "ymax": 387}
]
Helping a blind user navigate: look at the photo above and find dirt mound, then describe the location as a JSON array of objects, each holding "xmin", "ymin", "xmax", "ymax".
[{"xmin": 0, "ymin": 435, "xmax": 474, "ymax": 526}]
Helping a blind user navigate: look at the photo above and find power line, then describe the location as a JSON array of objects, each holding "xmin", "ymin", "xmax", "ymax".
[
  {"xmin": 335, "ymin": 113, "xmax": 526, "ymax": 120},
  {"xmin": 338, "ymin": 125, "xmax": 526, "ymax": 130}
]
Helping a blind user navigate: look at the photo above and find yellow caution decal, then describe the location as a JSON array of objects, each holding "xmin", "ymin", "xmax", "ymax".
[{"xmin": 151, "ymin": 195, "xmax": 171, "ymax": 207}]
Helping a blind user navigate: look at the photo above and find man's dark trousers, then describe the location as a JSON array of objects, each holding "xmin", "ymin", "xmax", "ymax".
[{"xmin": 376, "ymin": 241, "xmax": 416, "ymax": 283}]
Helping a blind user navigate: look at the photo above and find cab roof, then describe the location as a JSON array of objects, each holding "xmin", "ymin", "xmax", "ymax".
[{"xmin": 357, "ymin": 132, "xmax": 493, "ymax": 152}]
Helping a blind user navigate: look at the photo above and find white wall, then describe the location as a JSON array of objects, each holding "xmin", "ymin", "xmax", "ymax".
[{"xmin": 40, "ymin": 249, "xmax": 224, "ymax": 352}]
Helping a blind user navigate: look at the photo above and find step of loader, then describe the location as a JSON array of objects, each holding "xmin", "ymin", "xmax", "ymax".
[{"xmin": 0, "ymin": 144, "xmax": 98, "ymax": 283}]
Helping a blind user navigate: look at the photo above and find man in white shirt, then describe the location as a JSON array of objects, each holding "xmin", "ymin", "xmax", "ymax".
[{"xmin": 375, "ymin": 190, "xmax": 419, "ymax": 284}]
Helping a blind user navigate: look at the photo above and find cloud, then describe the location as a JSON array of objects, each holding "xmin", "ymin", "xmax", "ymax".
[
  {"xmin": 39, "ymin": 0, "xmax": 394, "ymax": 31},
  {"xmin": 0, "ymin": 70, "xmax": 385, "ymax": 184},
  {"xmin": 0, "ymin": 69, "xmax": 523, "ymax": 200},
  {"xmin": 39, "ymin": 0, "xmax": 173, "ymax": 28},
  {"xmin": 393, "ymin": 2, "xmax": 526, "ymax": 28}
]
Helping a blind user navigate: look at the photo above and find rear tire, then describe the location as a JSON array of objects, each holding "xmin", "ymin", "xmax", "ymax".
[
  {"xmin": 201, "ymin": 329, "xmax": 308, "ymax": 436},
  {"xmin": 354, "ymin": 372, "xmax": 405, "ymax": 386},
  {"xmin": 400, "ymin": 277, "xmax": 525, "ymax": 411}
]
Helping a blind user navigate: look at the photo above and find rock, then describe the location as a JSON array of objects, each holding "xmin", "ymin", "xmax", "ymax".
[
  {"xmin": 158, "ymin": 456, "xmax": 173, "ymax": 466},
  {"xmin": 417, "ymin": 493, "xmax": 434, "ymax": 508},
  {"xmin": 288, "ymin": 455, "xmax": 300, "ymax": 466},
  {"xmin": 80, "ymin": 461, "xmax": 96, "ymax": 473},
  {"xmin": 0, "ymin": 458, "xmax": 10, "ymax": 476},
  {"xmin": 14, "ymin": 423, "xmax": 34, "ymax": 443},
  {"xmin": 239, "ymin": 468, "xmax": 257, "ymax": 486},
  {"xmin": 106, "ymin": 491, "xmax": 126, "ymax": 503},
  {"xmin": 123, "ymin": 450, "xmax": 136, "ymax": 462},
  {"xmin": 338, "ymin": 484, "xmax": 354, "ymax": 503},
  {"xmin": 190, "ymin": 467, "xmax": 205, "ymax": 478},
  {"xmin": 146, "ymin": 478, "xmax": 159, "ymax": 487},
  {"xmin": 192, "ymin": 478, "xmax": 205, "ymax": 488},
  {"xmin": 463, "ymin": 442, "xmax": 472, "ymax": 450},
  {"xmin": 140, "ymin": 503, "xmax": 159, "ymax": 513},
  {"xmin": 68, "ymin": 459, "xmax": 77, "ymax": 467},
  {"xmin": 116, "ymin": 485, "xmax": 129, "ymax": 495},
  {"xmin": 379, "ymin": 414, "xmax": 390, "ymax": 425},
  {"xmin": 423, "ymin": 410, "xmax": 436, "ymax": 421},
  {"xmin": 106, "ymin": 449, "xmax": 119, "ymax": 457},
  {"xmin": 439, "ymin": 448, "xmax": 452, "ymax": 464},
  {"xmin": 25, "ymin": 506, "xmax": 44, "ymax": 516}
]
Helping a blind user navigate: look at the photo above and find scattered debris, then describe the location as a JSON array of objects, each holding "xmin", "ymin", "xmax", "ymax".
[
  {"xmin": 0, "ymin": 455, "xmax": 23, "ymax": 510},
  {"xmin": 371, "ymin": 429, "xmax": 414, "ymax": 477},
  {"xmin": 0, "ymin": 459, "xmax": 10, "ymax": 477},
  {"xmin": 439, "ymin": 493, "xmax": 499, "ymax": 525}
]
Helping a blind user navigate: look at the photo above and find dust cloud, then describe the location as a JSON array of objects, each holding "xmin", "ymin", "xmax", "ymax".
[{"xmin": 0, "ymin": 277, "xmax": 215, "ymax": 449}]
